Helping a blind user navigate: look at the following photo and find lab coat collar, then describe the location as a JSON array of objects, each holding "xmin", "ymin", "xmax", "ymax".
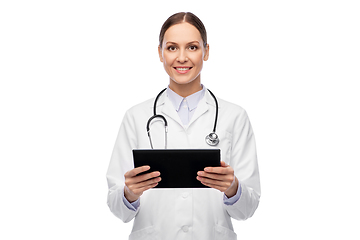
[
  {"xmin": 154, "ymin": 86, "xmax": 217, "ymax": 108},
  {"xmin": 166, "ymin": 85, "xmax": 206, "ymax": 112},
  {"xmin": 153, "ymin": 86, "xmax": 218, "ymax": 127}
]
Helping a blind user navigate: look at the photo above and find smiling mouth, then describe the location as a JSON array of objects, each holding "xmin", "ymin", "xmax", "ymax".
[{"xmin": 174, "ymin": 67, "xmax": 192, "ymax": 70}]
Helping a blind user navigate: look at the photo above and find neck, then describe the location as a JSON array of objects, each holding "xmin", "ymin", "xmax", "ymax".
[{"xmin": 169, "ymin": 78, "xmax": 202, "ymax": 98}]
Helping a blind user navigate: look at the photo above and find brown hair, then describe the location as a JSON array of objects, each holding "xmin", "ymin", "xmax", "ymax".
[{"xmin": 159, "ymin": 12, "xmax": 207, "ymax": 48}]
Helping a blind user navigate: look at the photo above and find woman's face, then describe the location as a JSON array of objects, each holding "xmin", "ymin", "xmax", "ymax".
[{"xmin": 158, "ymin": 22, "xmax": 209, "ymax": 87}]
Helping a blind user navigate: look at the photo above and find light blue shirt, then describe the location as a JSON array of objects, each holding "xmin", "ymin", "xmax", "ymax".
[
  {"xmin": 123, "ymin": 86, "xmax": 241, "ymax": 211},
  {"xmin": 166, "ymin": 86, "xmax": 206, "ymax": 126}
]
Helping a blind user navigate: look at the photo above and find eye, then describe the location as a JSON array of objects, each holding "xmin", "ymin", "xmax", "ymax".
[
  {"xmin": 189, "ymin": 45, "xmax": 198, "ymax": 51},
  {"xmin": 167, "ymin": 46, "xmax": 177, "ymax": 51}
]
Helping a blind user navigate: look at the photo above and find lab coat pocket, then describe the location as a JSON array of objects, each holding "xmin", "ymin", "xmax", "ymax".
[
  {"xmin": 214, "ymin": 224, "xmax": 237, "ymax": 240},
  {"xmin": 129, "ymin": 226, "xmax": 158, "ymax": 240}
]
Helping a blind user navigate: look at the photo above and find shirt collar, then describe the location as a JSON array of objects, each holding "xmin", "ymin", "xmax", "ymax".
[{"xmin": 166, "ymin": 85, "xmax": 205, "ymax": 112}]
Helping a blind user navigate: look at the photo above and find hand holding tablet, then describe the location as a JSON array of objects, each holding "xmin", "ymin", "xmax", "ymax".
[{"xmin": 123, "ymin": 165, "xmax": 161, "ymax": 203}]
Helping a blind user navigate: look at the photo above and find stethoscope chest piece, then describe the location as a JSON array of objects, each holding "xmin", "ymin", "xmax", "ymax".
[{"xmin": 205, "ymin": 132, "xmax": 220, "ymax": 146}]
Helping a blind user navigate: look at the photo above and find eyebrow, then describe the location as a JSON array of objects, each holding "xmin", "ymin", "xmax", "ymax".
[{"xmin": 165, "ymin": 41, "xmax": 200, "ymax": 45}]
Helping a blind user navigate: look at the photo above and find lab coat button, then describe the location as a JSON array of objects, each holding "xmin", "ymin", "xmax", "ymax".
[
  {"xmin": 182, "ymin": 226, "xmax": 189, "ymax": 232},
  {"xmin": 182, "ymin": 192, "xmax": 189, "ymax": 198}
]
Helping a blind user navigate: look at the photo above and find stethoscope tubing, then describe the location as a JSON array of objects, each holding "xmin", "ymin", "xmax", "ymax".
[
  {"xmin": 153, "ymin": 88, "xmax": 167, "ymax": 115},
  {"xmin": 206, "ymin": 88, "xmax": 218, "ymax": 133},
  {"xmin": 147, "ymin": 88, "xmax": 219, "ymax": 148}
]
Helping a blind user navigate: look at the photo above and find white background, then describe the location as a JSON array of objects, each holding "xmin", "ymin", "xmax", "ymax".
[{"xmin": 1, "ymin": 0, "xmax": 359, "ymax": 239}]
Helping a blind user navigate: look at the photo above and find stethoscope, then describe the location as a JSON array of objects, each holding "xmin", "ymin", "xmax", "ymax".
[{"xmin": 146, "ymin": 88, "xmax": 220, "ymax": 149}]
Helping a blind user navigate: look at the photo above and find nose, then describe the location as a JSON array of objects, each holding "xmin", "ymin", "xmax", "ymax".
[{"xmin": 176, "ymin": 49, "xmax": 188, "ymax": 63}]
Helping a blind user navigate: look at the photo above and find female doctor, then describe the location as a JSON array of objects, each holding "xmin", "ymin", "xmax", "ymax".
[{"xmin": 107, "ymin": 12, "xmax": 261, "ymax": 240}]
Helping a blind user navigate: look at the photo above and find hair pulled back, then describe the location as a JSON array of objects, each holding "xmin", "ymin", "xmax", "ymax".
[{"xmin": 159, "ymin": 12, "xmax": 207, "ymax": 49}]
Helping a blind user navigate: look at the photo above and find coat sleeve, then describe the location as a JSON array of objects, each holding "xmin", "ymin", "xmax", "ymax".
[
  {"xmin": 106, "ymin": 110, "xmax": 139, "ymax": 223},
  {"xmin": 224, "ymin": 110, "xmax": 261, "ymax": 220}
]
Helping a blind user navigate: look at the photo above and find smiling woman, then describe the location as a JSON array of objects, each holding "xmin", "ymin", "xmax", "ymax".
[
  {"xmin": 106, "ymin": 12, "xmax": 261, "ymax": 240},
  {"xmin": 158, "ymin": 22, "xmax": 209, "ymax": 97}
]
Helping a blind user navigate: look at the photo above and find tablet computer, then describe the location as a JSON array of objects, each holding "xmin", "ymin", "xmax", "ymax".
[{"xmin": 133, "ymin": 149, "xmax": 221, "ymax": 188}]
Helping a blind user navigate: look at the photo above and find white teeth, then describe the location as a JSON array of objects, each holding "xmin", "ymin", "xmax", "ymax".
[{"xmin": 176, "ymin": 68, "xmax": 190, "ymax": 71}]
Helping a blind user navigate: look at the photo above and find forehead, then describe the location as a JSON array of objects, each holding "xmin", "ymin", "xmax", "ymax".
[{"xmin": 163, "ymin": 22, "xmax": 203, "ymax": 44}]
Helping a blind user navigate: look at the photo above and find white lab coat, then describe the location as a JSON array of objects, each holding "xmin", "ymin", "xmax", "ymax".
[{"xmin": 107, "ymin": 88, "xmax": 261, "ymax": 240}]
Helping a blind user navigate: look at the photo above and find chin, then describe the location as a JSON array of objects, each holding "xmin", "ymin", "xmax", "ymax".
[{"xmin": 170, "ymin": 75, "xmax": 200, "ymax": 86}]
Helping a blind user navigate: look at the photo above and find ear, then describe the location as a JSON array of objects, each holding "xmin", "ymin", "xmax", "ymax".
[
  {"xmin": 158, "ymin": 46, "xmax": 164, "ymax": 62},
  {"xmin": 203, "ymin": 44, "xmax": 209, "ymax": 61}
]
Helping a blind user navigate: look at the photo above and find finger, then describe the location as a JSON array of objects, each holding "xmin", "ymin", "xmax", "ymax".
[
  {"xmin": 125, "ymin": 165, "xmax": 151, "ymax": 178},
  {"xmin": 198, "ymin": 172, "xmax": 224, "ymax": 181},
  {"xmin": 198, "ymin": 171, "xmax": 233, "ymax": 182},
  {"xmin": 125, "ymin": 177, "xmax": 161, "ymax": 200},
  {"xmin": 126, "ymin": 171, "xmax": 160, "ymax": 189},
  {"xmin": 129, "ymin": 177, "xmax": 161, "ymax": 194},
  {"xmin": 133, "ymin": 171, "xmax": 160, "ymax": 183},
  {"xmin": 133, "ymin": 182, "xmax": 159, "ymax": 195},
  {"xmin": 204, "ymin": 166, "xmax": 233, "ymax": 175},
  {"xmin": 197, "ymin": 176, "xmax": 232, "ymax": 189},
  {"xmin": 132, "ymin": 177, "xmax": 161, "ymax": 190},
  {"xmin": 127, "ymin": 181, "xmax": 159, "ymax": 197},
  {"xmin": 198, "ymin": 180, "xmax": 228, "ymax": 192}
]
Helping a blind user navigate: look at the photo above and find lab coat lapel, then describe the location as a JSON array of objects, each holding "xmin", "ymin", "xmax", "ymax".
[
  {"xmin": 159, "ymin": 93, "xmax": 183, "ymax": 127},
  {"xmin": 187, "ymin": 90, "xmax": 212, "ymax": 127}
]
